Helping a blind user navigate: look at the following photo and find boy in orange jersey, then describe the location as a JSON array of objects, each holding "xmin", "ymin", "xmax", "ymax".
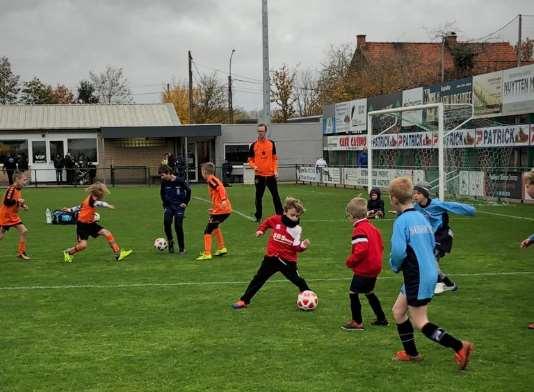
[
  {"xmin": 196, "ymin": 162, "xmax": 232, "ymax": 261},
  {"xmin": 0, "ymin": 171, "xmax": 31, "ymax": 260},
  {"xmin": 248, "ymin": 123, "xmax": 283, "ymax": 222},
  {"xmin": 62, "ymin": 182, "xmax": 133, "ymax": 262}
]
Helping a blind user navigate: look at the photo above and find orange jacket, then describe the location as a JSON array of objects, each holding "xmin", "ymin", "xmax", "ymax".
[
  {"xmin": 0, "ymin": 186, "xmax": 22, "ymax": 226},
  {"xmin": 207, "ymin": 174, "xmax": 232, "ymax": 215},
  {"xmin": 248, "ymin": 138, "xmax": 278, "ymax": 177}
]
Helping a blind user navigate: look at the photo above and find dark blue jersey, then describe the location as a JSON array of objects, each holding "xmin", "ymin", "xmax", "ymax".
[{"xmin": 160, "ymin": 177, "xmax": 191, "ymax": 210}]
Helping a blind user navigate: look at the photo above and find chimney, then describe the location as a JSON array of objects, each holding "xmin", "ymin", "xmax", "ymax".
[
  {"xmin": 356, "ymin": 34, "xmax": 366, "ymax": 49},
  {"xmin": 445, "ymin": 32, "xmax": 457, "ymax": 47}
]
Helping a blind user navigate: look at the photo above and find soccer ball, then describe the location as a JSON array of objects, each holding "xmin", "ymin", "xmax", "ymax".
[
  {"xmin": 154, "ymin": 238, "xmax": 168, "ymax": 251},
  {"xmin": 297, "ymin": 290, "xmax": 318, "ymax": 311},
  {"xmin": 94, "ymin": 212, "xmax": 100, "ymax": 222}
]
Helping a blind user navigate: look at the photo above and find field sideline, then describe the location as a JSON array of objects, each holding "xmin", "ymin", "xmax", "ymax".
[{"xmin": 1, "ymin": 184, "xmax": 533, "ymax": 391}]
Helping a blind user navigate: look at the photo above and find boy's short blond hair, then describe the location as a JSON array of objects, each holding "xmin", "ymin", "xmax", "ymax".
[
  {"xmin": 86, "ymin": 181, "xmax": 110, "ymax": 199},
  {"xmin": 346, "ymin": 197, "xmax": 367, "ymax": 219},
  {"xmin": 389, "ymin": 176, "xmax": 414, "ymax": 204},
  {"xmin": 13, "ymin": 171, "xmax": 26, "ymax": 180},
  {"xmin": 283, "ymin": 197, "xmax": 305, "ymax": 215},
  {"xmin": 526, "ymin": 170, "xmax": 534, "ymax": 186},
  {"xmin": 201, "ymin": 162, "xmax": 216, "ymax": 175}
]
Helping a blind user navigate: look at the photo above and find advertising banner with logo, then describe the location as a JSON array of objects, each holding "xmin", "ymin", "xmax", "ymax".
[
  {"xmin": 445, "ymin": 129, "xmax": 476, "ymax": 148},
  {"xmin": 502, "ymin": 64, "xmax": 534, "ymax": 116},
  {"xmin": 459, "ymin": 171, "xmax": 485, "ymax": 197},
  {"xmin": 372, "ymin": 131, "xmax": 437, "ymax": 149},
  {"xmin": 475, "ymin": 125, "xmax": 530, "ymax": 147},
  {"xmin": 423, "ymin": 78, "xmax": 472, "ymax": 123},
  {"xmin": 402, "ymin": 87, "xmax": 424, "ymax": 127},
  {"xmin": 473, "ymin": 71, "xmax": 503, "ymax": 117},
  {"xmin": 487, "ymin": 172, "xmax": 523, "ymax": 199},
  {"xmin": 324, "ymin": 135, "xmax": 367, "ymax": 151},
  {"xmin": 343, "ymin": 168, "xmax": 425, "ymax": 188},
  {"xmin": 297, "ymin": 166, "xmax": 320, "ymax": 182},
  {"xmin": 322, "ymin": 104, "xmax": 336, "ymax": 134},
  {"xmin": 368, "ymin": 92, "xmax": 402, "ymax": 132}
]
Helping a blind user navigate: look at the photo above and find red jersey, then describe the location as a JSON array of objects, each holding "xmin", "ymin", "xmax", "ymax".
[
  {"xmin": 207, "ymin": 174, "xmax": 232, "ymax": 215},
  {"xmin": 345, "ymin": 218, "xmax": 383, "ymax": 277},
  {"xmin": 258, "ymin": 215, "xmax": 307, "ymax": 263},
  {"xmin": 0, "ymin": 185, "xmax": 23, "ymax": 226}
]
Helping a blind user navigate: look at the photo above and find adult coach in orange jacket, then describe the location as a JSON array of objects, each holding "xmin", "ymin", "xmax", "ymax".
[{"xmin": 248, "ymin": 123, "xmax": 283, "ymax": 222}]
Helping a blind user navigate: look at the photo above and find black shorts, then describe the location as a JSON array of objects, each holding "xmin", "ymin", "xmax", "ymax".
[
  {"xmin": 209, "ymin": 213, "xmax": 230, "ymax": 224},
  {"xmin": 350, "ymin": 275, "xmax": 377, "ymax": 294},
  {"xmin": 76, "ymin": 222, "xmax": 104, "ymax": 240},
  {"xmin": 401, "ymin": 283, "xmax": 432, "ymax": 307},
  {"xmin": 0, "ymin": 222, "xmax": 22, "ymax": 232}
]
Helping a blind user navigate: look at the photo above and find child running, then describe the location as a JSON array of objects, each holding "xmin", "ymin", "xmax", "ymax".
[
  {"xmin": 413, "ymin": 182, "xmax": 475, "ymax": 293},
  {"xmin": 389, "ymin": 176, "xmax": 473, "ymax": 370},
  {"xmin": 63, "ymin": 182, "xmax": 133, "ymax": 262},
  {"xmin": 342, "ymin": 197, "xmax": 388, "ymax": 331},
  {"xmin": 196, "ymin": 162, "xmax": 232, "ymax": 260},
  {"xmin": 159, "ymin": 165, "xmax": 191, "ymax": 254},
  {"xmin": 0, "ymin": 171, "xmax": 31, "ymax": 260},
  {"xmin": 520, "ymin": 170, "xmax": 534, "ymax": 330},
  {"xmin": 232, "ymin": 197, "xmax": 311, "ymax": 309}
]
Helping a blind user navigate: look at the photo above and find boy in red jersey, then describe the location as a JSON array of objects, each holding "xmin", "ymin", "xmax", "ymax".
[
  {"xmin": 342, "ymin": 197, "xmax": 388, "ymax": 331},
  {"xmin": 63, "ymin": 182, "xmax": 133, "ymax": 262},
  {"xmin": 232, "ymin": 197, "xmax": 311, "ymax": 309},
  {"xmin": 196, "ymin": 162, "xmax": 232, "ymax": 260},
  {"xmin": 0, "ymin": 171, "xmax": 31, "ymax": 260}
]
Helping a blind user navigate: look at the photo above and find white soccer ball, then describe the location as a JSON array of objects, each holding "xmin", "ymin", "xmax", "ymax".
[
  {"xmin": 93, "ymin": 212, "xmax": 100, "ymax": 222},
  {"xmin": 297, "ymin": 290, "xmax": 318, "ymax": 311},
  {"xmin": 154, "ymin": 237, "xmax": 168, "ymax": 251}
]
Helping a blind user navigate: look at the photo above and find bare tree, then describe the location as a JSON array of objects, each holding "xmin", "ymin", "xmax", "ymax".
[
  {"xmin": 89, "ymin": 66, "xmax": 132, "ymax": 104},
  {"xmin": 294, "ymin": 68, "xmax": 321, "ymax": 117},
  {"xmin": 0, "ymin": 56, "xmax": 20, "ymax": 104},
  {"xmin": 271, "ymin": 64, "xmax": 296, "ymax": 122},
  {"xmin": 194, "ymin": 73, "xmax": 226, "ymax": 123},
  {"xmin": 316, "ymin": 44, "xmax": 354, "ymax": 106}
]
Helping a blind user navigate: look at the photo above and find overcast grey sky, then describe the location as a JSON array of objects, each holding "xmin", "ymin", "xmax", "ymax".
[{"xmin": 1, "ymin": 0, "xmax": 533, "ymax": 111}]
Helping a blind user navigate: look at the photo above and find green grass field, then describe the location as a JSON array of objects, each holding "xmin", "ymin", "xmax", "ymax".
[{"xmin": 1, "ymin": 183, "xmax": 533, "ymax": 391}]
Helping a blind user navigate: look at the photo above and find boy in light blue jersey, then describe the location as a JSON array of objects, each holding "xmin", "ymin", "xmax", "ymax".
[
  {"xmin": 413, "ymin": 183, "xmax": 475, "ymax": 293},
  {"xmin": 389, "ymin": 176, "xmax": 473, "ymax": 370}
]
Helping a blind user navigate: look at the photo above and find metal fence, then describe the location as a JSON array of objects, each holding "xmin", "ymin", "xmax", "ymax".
[{"xmin": 0, "ymin": 164, "xmax": 302, "ymax": 187}]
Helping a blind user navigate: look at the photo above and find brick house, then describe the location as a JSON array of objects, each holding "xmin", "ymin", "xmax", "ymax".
[{"xmin": 350, "ymin": 33, "xmax": 526, "ymax": 93}]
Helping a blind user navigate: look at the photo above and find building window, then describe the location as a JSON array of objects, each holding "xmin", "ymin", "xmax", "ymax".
[
  {"xmin": 0, "ymin": 140, "xmax": 28, "ymax": 166},
  {"xmin": 224, "ymin": 144, "xmax": 249, "ymax": 165},
  {"xmin": 68, "ymin": 138, "xmax": 97, "ymax": 163},
  {"xmin": 32, "ymin": 141, "xmax": 47, "ymax": 163}
]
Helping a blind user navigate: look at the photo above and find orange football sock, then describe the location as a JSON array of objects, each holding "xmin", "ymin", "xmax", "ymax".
[
  {"xmin": 105, "ymin": 233, "xmax": 120, "ymax": 253},
  {"xmin": 70, "ymin": 244, "xmax": 83, "ymax": 255},
  {"xmin": 213, "ymin": 228, "xmax": 225, "ymax": 249},
  {"xmin": 17, "ymin": 240, "xmax": 26, "ymax": 255},
  {"xmin": 203, "ymin": 234, "xmax": 212, "ymax": 255}
]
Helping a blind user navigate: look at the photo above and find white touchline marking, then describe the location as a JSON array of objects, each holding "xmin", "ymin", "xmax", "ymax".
[
  {"xmin": 477, "ymin": 210, "xmax": 534, "ymax": 222},
  {"xmin": 192, "ymin": 196, "xmax": 256, "ymax": 221},
  {"xmin": 1, "ymin": 271, "xmax": 532, "ymax": 291}
]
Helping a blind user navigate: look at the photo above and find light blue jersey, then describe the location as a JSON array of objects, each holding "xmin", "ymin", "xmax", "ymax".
[
  {"xmin": 390, "ymin": 208, "xmax": 438, "ymax": 301},
  {"xmin": 414, "ymin": 198, "xmax": 475, "ymax": 233}
]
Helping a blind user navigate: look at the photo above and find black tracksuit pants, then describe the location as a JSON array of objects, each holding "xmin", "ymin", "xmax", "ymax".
[
  {"xmin": 254, "ymin": 175, "xmax": 283, "ymax": 221},
  {"xmin": 240, "ymin": 255, "xmax": 310, "ymax": 304}
]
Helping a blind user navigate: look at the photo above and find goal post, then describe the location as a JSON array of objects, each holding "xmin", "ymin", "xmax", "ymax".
[{"xmin": 367, "ymin": 102, "xmax": 475, "ymax": 200}]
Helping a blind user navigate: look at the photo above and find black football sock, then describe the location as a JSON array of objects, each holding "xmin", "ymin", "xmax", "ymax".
[
  {"xmin": 441, "ymin": 276, "xmax": 455, "ymax": 287},
  {"xmin": 365, "ymin": 293, "xmax": 387, "ymax": 322},
  {"xmin": 421, "ymin": 322, "xmax": 463, "ymax": 352},
  {"xmin": 349, "ymin": 293, "xmax": 363, "ymax": 324},
  {"xmin": 396, "ymin": 319, "xmax": 418, "ymax": 356}
]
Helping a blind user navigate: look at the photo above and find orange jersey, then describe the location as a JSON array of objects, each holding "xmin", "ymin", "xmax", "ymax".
[
  {"xmin": 77, "ymin": 195, "xmax": 98, "ymax": 224},
  {"xmin": 207, "ymin": 174, "xmax": 232, "ymax": 215},
  {"xmin": 248, "ymin": 139, "xmax": 278, "ymax": 177},
  {"xmin": 0, "ymin": 186, "xmax": 23, "ymax": 226}
]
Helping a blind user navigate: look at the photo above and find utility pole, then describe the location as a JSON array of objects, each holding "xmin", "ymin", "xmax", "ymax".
[
  {"xmin": 188, "ymin": 50, "xmax": 194, "ymax": 124},
  {"xmin": 517, "ymin": 14, "xmax": 523, "ymax": 67},
  {"xmin": 441, "ymin": 35, "xmax": 445, "ymax": 82},
  {"xmin": 228, "ymin": 49, "xmax": 236, "ymax": 124},
  {"xmin": 261, "ymin": 0, "xmax": 271, "ymax": 125}
]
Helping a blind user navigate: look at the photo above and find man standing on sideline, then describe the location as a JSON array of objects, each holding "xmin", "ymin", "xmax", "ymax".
[
  {"xmin": 3, "ymin": 152, "xmax": 18, "ymax": 185},
  {"xmin": 248, "ymin": 123, "xmax": 283, "ymax": 222}
]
